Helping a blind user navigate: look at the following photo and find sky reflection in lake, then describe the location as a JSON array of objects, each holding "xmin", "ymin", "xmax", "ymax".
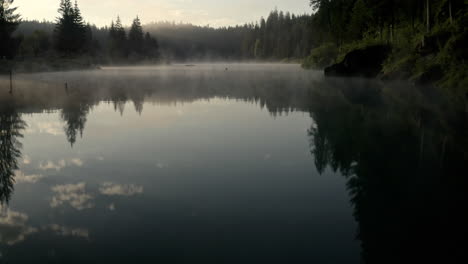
[{"xmin": 0, "ymin": 64, "xmax": 466, "ymax": 263}]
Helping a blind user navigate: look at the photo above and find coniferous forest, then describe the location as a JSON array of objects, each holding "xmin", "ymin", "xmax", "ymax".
[
  {"xmin": 1, "ymin": 0, "xmax": 467, "ymax": 91},
  {"xmin": 0, "ymin": 1, "xmax": 468, "ymax": 262}
]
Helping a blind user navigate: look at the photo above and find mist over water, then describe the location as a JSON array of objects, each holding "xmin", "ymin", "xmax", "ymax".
[{"xmin": 0, "ymin": 64, "xmax": 467, "ymax": 263}]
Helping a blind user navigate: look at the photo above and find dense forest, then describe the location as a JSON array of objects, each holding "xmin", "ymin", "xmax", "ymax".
[
  {"xmin": 1, "ymin": 0, "xmax": 467, "ymax": 90},
  {"xmin": 302, "ymin": 0, "xmax": 467, "ymax": 92},
  {"xmin": 1, "ymin": 0, "xmax": 160, "ymax": 69},
  {"xmin": 143, "ymin": 13, "xmax": 315, "ymax": 61}
]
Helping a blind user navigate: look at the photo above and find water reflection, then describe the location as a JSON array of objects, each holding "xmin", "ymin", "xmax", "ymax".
[
  {"xmin": 0, "ymin": 102, "xmax": 26, "ymax": 204},
  {"xmin": 308, "ymin": 80, "xmax": 468, "ymax": 263},
  {"xmin": 0, "ymin": 65, "xmax": 466, "ymax": 262},
  {"xmin": 61, "ymin": 97, "xmax": 90, "ymax": 147}
]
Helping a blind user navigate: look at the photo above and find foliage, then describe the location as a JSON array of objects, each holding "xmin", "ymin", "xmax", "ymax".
[
  {"xmin": 144, "ymin": 11, "xmax": 316, "ymax": 61},
  {"xmin": 54, "ymin": 0, "xmax": 87, "ymax": 54},
  {"xmin": 0, "ymin": 0, "xmax": 21, "ymax": 59},
  {"xmin": 302, "ymin": 43, "xmax": 338, "ymax": 69},
  {"xmin": 305, "ymin": 0, "xmax": 467, "ymax": 91}
]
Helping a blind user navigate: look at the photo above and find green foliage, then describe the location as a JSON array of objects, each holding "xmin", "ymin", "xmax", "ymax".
[
  {"xmin": 241, "ymin": 10, "xmax": 315, "ymax": 60},
  {"xmin": 302, "ymin": 43, "xmax": 338, "ymax": 69},
  {"xmin": 305, "ymin": 0, "xmax": 467, "ymax": 92},
  {"xmin": 348, "ymin": 0, "xmax": 371, "ymax": 40}
]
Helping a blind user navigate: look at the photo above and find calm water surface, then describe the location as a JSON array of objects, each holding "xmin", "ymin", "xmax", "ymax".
[{"xmin": 0, "ymin": 64, "xmax": 466, "ymax": 263}]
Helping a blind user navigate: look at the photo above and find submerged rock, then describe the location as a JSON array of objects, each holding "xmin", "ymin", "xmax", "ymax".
[{"xmin": 325, "ymin": 45, "xmax": 391, "ymax": 78}]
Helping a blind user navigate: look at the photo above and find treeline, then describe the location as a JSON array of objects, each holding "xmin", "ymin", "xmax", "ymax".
[
  {"xmin": 2, "ymin": 0, "xmax": 316, "ymax": 65},
  {"xmin": 303, "ymin": 0, "xmax": 467, "ymax": 90},
  {"xmin": 1, "ymin": 0, "xmax": 159, "ymax": 70},
  {"xmin": 308, "ymin": 0, "xmax": 466, "ymax": 45},
  {"xmin": 144, "ymin": 11, "xmax": 315, "ymax": 60}
]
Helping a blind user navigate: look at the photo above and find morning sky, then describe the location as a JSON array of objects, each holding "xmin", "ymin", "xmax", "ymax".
[{"xmin": 13, "ymin": 0, "xmax": 311, "ymax": 27}]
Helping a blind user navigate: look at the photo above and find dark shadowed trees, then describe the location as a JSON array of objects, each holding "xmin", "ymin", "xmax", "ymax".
[
  {"xmin": 0, "ymin": 104, "xmax": 25, "ymax": 204},
  {"xmin": 109, "ymin": 16, "xmax": 128, "ymax": 59},
  {"xmin": 0, "ymin": 0, "xmax": 21, "ymax": 60},
  {"xmin": 128, "ymin": 16, "xmax": 144, "ymax": 58},
  {"xmin": 54, "ymin": 0, "xmax": 86, "ymax": 54}
]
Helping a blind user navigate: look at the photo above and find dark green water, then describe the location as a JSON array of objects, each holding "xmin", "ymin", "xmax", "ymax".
[{"xmin": 0, "ymin": 64, "xmax": 466, "ymax": 263}]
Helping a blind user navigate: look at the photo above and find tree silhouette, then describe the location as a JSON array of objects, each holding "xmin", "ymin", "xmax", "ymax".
[
  {"xmin": 128, "ymin": 16, "xmax": 144, "ymax": 57},
  {"xmin": 54, "ymin": 0, "xmax": 86, "ymax": 54},
  {"xmin": 109, "ymin": 16, "xmax": 127, "ymax": 59},
  {"xmin": 307, "ymin": 82, "xmax": 468, "ymax": 263},
  {"xmin": 60, "ymin": 100, "xmax": 90, "ymax": 147},
  {"xmin": 0, "ymin": 104, "xmax": 25, "ymax": 204},
  {"xmin": 0, "ymin": 0, "xmax": 21, "ymax": 59}
]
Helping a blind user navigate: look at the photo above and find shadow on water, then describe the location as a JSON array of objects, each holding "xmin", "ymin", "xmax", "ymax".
[
  {"xmin": 308, "ymin": 78, "xmax": 468, "ymax": 263},
  {"xmin": 0, "ymin": 66, "xmax": 467, "ymax": 262},
  {"xmin": 0, "ymin": 102, "xmax": 26, "ymax": 204}
]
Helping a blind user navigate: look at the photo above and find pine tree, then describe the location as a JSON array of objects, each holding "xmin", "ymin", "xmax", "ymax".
[
  {"xmin": 0, "ymin": 0, "xmax": 21, "ymax": 59},
  {"xmin": 128, "ymin": 16, "xmax": 144, "ymax": 56},
  {"xmin": 54, "ymin": 0, "xmax": 86, "ymax": 54},
  {"xmin": 109, "ymin": 16, "xmax": 127, "ymax": 59},
  {"xmin": 0, "ymin": 106, "xmax": 26, "ymax": 204},
  {"xmin": 144, "ymin": 32, "xmax": 159, "ymax": 59}
]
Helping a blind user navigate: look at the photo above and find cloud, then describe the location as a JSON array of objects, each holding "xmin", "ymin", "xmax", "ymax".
[
  {"xmin": 0, "ymin": 208, "xmax": 38, "ymax": 245},
  {"xmin": 50, "ymin": 183, "xmax": 94, "ymax": 210},
  {"xmin": 69, "ymin": 158, "xmax": 84, "ymax": 167},
  {"xmin": 156, "ymin": 162, "xmax": 167, "ymax": 169},
  {"xmin": 45, "ymin": 224, "xmax": 89, "ymax": 239},
  {"xmin": 22, "ymin": 155, "xmax": 31, "ymax": 165},
  {"xmin": 99, "ymin": 183, "xmax": 143, "ymax": 196},
  {"xmin": 25, "ymin": 121, "xmax": 63, "ymax": 136},
  {"xmin": 14, "ymin": 171, "xmax": 45, "ymax": 184},
  {"xmin": 0, "ymin": 208, "xmax": 89, "ymax": 246},
  {"xmin": 39, "ymin": 159, "xmax": 66, "ymax": 171},
  {"xmin": 39, "ymin": 158, "xmax": 84, "ymax": 171}
]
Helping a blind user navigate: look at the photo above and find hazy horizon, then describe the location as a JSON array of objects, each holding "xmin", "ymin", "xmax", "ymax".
[{"xmin": 13, "ymin": 0, "xmax": 311, "ymax": 28}]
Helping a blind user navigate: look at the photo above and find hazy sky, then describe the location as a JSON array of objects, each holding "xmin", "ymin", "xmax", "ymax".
[{"xmin": 14, "ymin": 0, "xmax": 311, "ymax": 27}]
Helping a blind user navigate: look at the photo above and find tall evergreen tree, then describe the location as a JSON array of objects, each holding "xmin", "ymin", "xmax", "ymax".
[
  {"xmin": 0, "ymin": 105, "xmax": 26, "ymax": 204},
  {"xmin": 128, "ymin": 16, "xmax": 144, "ymax": 55},
  {"xmin": 144, "ymin": 32, "xmax": 159, "ymax": 59},
  {"xmin": 0, "ymin": 0, "xmax": 21, "ymax": 59},
  {"xmin": 54, "ymin": 0, "xmax": 86, "ymax": 54},
  {"xmin": 109, "ymin": 16, "xmax": 127, "ymax": 59}
]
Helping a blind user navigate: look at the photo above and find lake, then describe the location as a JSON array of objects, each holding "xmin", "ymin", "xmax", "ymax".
[{"xmin": 0, "ymin": 64, "xmax": 467, "ymax": 263}]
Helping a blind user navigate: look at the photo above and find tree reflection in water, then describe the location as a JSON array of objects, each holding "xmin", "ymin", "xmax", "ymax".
[
  {"xmin": 0, "ymin": 67, "xmax": 466, "ymax": 262},
  {"xmin": 0, "ymin": 103, "xmax": 26, "ymax": 204},
  {"xmin": 308, "ymin": 80, "xmax": 468, "ymax": 263}
]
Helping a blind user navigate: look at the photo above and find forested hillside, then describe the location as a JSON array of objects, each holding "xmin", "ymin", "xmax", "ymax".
[{"xmin": 302, "ymin": 0, "xmax": 467, "ymax": 91}]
